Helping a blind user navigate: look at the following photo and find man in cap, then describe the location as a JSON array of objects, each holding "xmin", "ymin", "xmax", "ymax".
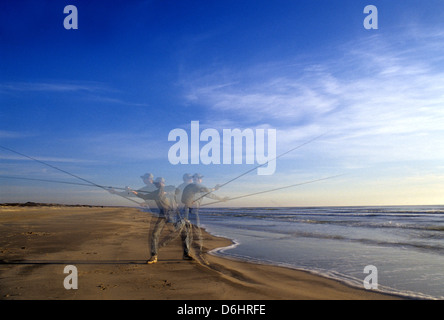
[
  {"xmin": 172, "ymin": 173, "xmax": 193, "ymax": 259},
  {"xmin": 175, "ymin": 173, "xmax": 193, "ymax": 209},
  {"xmin": 180, "ymin": 173, "xmax": 228, "ymax": 259},
  {"xmin": 132, "ymin": 177, "xmax": 173, "ymax": 264},
  {"xmin": 181, "ymin": 173, "xmax": 227, "ymax": 212},
  {"xmin": 108, "ymin": 172, "xmax": 158, "ymax": 211}
]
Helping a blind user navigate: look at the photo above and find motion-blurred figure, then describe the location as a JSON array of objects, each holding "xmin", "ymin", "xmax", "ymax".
[
  {"xmin": 180, "ymin": 173, "xmax": 228, "ymax": 258},
  {"xmin": 175, "ymin": 173, "xmax": 193, "ymax": 209},
  {"xmin": 132, "ymin": 177, "xmax": 190, "ymax": 263},
  {"xmin": 181, "ymin": 173, "xmax": 228, "ymax": 214},
  {"xmin": 132, "ymin": 177, "xmax": 171, "ymax": 263},
  {"xmin": 108, "ymin": 172, "xmax": 157, "ymax": 211}
]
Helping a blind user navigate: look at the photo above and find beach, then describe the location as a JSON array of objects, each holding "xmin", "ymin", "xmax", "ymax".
[{"xmin": 0, "ymin": 205, "xmax": 400, "ymax": 300}]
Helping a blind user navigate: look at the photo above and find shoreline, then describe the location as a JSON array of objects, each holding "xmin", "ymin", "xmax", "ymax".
[
  {"xmin": 206, "ymin": 236, "xmax": 431, "ymax": 300},
  {"xmin": 0, "ymin": 205, "xmax": 403, "ymax": 300},
  {"xmin": 208, "ymin": 249, "xmax": 422, "ymax": 300}
]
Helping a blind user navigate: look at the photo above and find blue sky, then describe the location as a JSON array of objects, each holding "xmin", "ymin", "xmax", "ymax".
[{"xmin": 1, "ymin": 0, "xmax": 444, "ymax": 206}]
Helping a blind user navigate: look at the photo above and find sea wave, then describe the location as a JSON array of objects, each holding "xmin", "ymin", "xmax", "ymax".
[
  {"xmin": 208, "ymin": 248, "xmax": 443, "ymax": 300},
  {"xmin": 200, "ymin": 206, "xmax": 444, "ymax": 299}
]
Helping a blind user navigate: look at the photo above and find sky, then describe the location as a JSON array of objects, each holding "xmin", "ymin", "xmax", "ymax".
[{"xmin": 1, "ymin": 0, "xmax": 444, "ymax": 207}]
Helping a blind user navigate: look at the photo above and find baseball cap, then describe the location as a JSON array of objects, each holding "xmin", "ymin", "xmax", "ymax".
[
  {"xmin": 154, "ymin": 177, "xmax": 165, "ymax": 185},
  {"xmin": 141, "ymin": 173, "xmax": 154, "ymax": 179},
  {"xmin": 183, "ymin": 173, "xmax": 192, "ymax": 181}
]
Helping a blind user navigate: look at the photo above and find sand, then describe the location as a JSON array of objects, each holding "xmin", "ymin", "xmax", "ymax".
[{"xmin": 0, "ymin": 205, "xmax": 401, "ymax": 300}]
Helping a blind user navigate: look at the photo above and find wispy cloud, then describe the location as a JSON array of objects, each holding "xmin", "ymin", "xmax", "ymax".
[
  {"xmin": 0, "ymin": 154, "xmax": 99, "ymax": 164},
  {"xmin": 88, "ymin": 96, "xmax": 150, "ymax": 107},
  {"xmin": 0, "ymin": 81, "xmax": 105, "ymax": 93},
  {"xmin": 0, "ymin": 130, "xmax": 34, "ymax": 139},
  {"xmin": 182, "ymin": 29, "xmax": 444, "ymax": 168},
  {"xmin": 78, "ymin": 132, "xmax": 168, "ymax": 161},
  {"xmin": 0, "ymin": 80, "xmax": 149, "ymax": 107}
]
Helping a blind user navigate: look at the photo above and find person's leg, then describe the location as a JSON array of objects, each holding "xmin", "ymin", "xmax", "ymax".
[
  {"xmin": 180, "ymin": 206, "xmax": 192, "ymax": 259},
  {"xmin": 181, "ymin": 220, "xmax": 192, "ymax": 259},
  {"xmin": 194, "ymin": 209, "xmax": 203, "ymax": 253},
  {"xmin": 148, "ymin": 216, "xmax": 166, "ymax": 263}
]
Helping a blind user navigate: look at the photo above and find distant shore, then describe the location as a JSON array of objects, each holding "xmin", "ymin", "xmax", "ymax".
[
  {"xmin": 1, "ymin": 202, "xmax": 109, "ymax": 208},
  {"xmin": 0, "ymin": 204, "xmax": 401, "ymax": 300}
]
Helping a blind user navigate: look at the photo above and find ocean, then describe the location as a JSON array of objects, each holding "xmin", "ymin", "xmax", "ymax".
[{"xmin": 194, "ymin": 206, "xmax": 444, "ymax": 300}]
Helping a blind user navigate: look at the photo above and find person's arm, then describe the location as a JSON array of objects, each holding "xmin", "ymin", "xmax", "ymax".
[
  {"xmin": 132, "ymin": 189, "xmax": 158, "ymax": 200},
  {"xmin": 107, "ymin": 186, "xmax": 135, "ymax": 197},
  {"xmin": 204, "ymin": 192, "xmax": 228, "ymax": 201},
  {"xmin": 200, "ymin": 186, "xmax": 228, "ymax": 201}
]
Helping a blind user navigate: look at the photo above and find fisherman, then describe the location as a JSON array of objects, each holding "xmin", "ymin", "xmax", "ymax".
[
  {"xmin": 131, "ymin": 177, "xmax": 173, "ymax": 264},
  {"xmin": 180, "ymin": 173, "xmax": 229, "ymax": 258},
  {"xmin": 175, "ymin": 173, "xmax": 193, "ymax": 209},
  {"xmin": 108, "ymin": 172, "xmax": 158, "ymax": 211},
  {"xmin": 172, "ymin": 173, "xmax": 193, "ymax": 258},
  {"xmin": 132, "ymin": 177, "xmax": 192, "ymax": 263},
  {"xmin": 181, "ymin": 173, "xmax": 228, "ymax": 215}
]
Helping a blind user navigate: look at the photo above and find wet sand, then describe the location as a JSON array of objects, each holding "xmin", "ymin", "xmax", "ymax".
[{"xmin": 0, "ymin": 205, "xmax": 401, "ymax": 300}]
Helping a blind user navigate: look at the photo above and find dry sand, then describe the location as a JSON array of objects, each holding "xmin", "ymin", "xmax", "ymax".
[{"xmin": 0, "ymin": 205, "xmax": 401, "ymax": 300}]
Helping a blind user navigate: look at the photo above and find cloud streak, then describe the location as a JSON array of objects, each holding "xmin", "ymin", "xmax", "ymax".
[
  {"xmin": 0, "ymin": 130, "xmax": 34, "ymax": 139},
  {"xmin": 0, "ymin": 154, "xmax": 99, "ymax": 164},
  {"xmin": 0, "ymin": 81, "xmax": 105, "ymax": 93},
  {"xmin": 0, "ymin": 81, "xmax": 149, "ymax": 107},
  {"xmin": 182, "ymin": 30, "xmax": 444, "ymax": 168}
]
